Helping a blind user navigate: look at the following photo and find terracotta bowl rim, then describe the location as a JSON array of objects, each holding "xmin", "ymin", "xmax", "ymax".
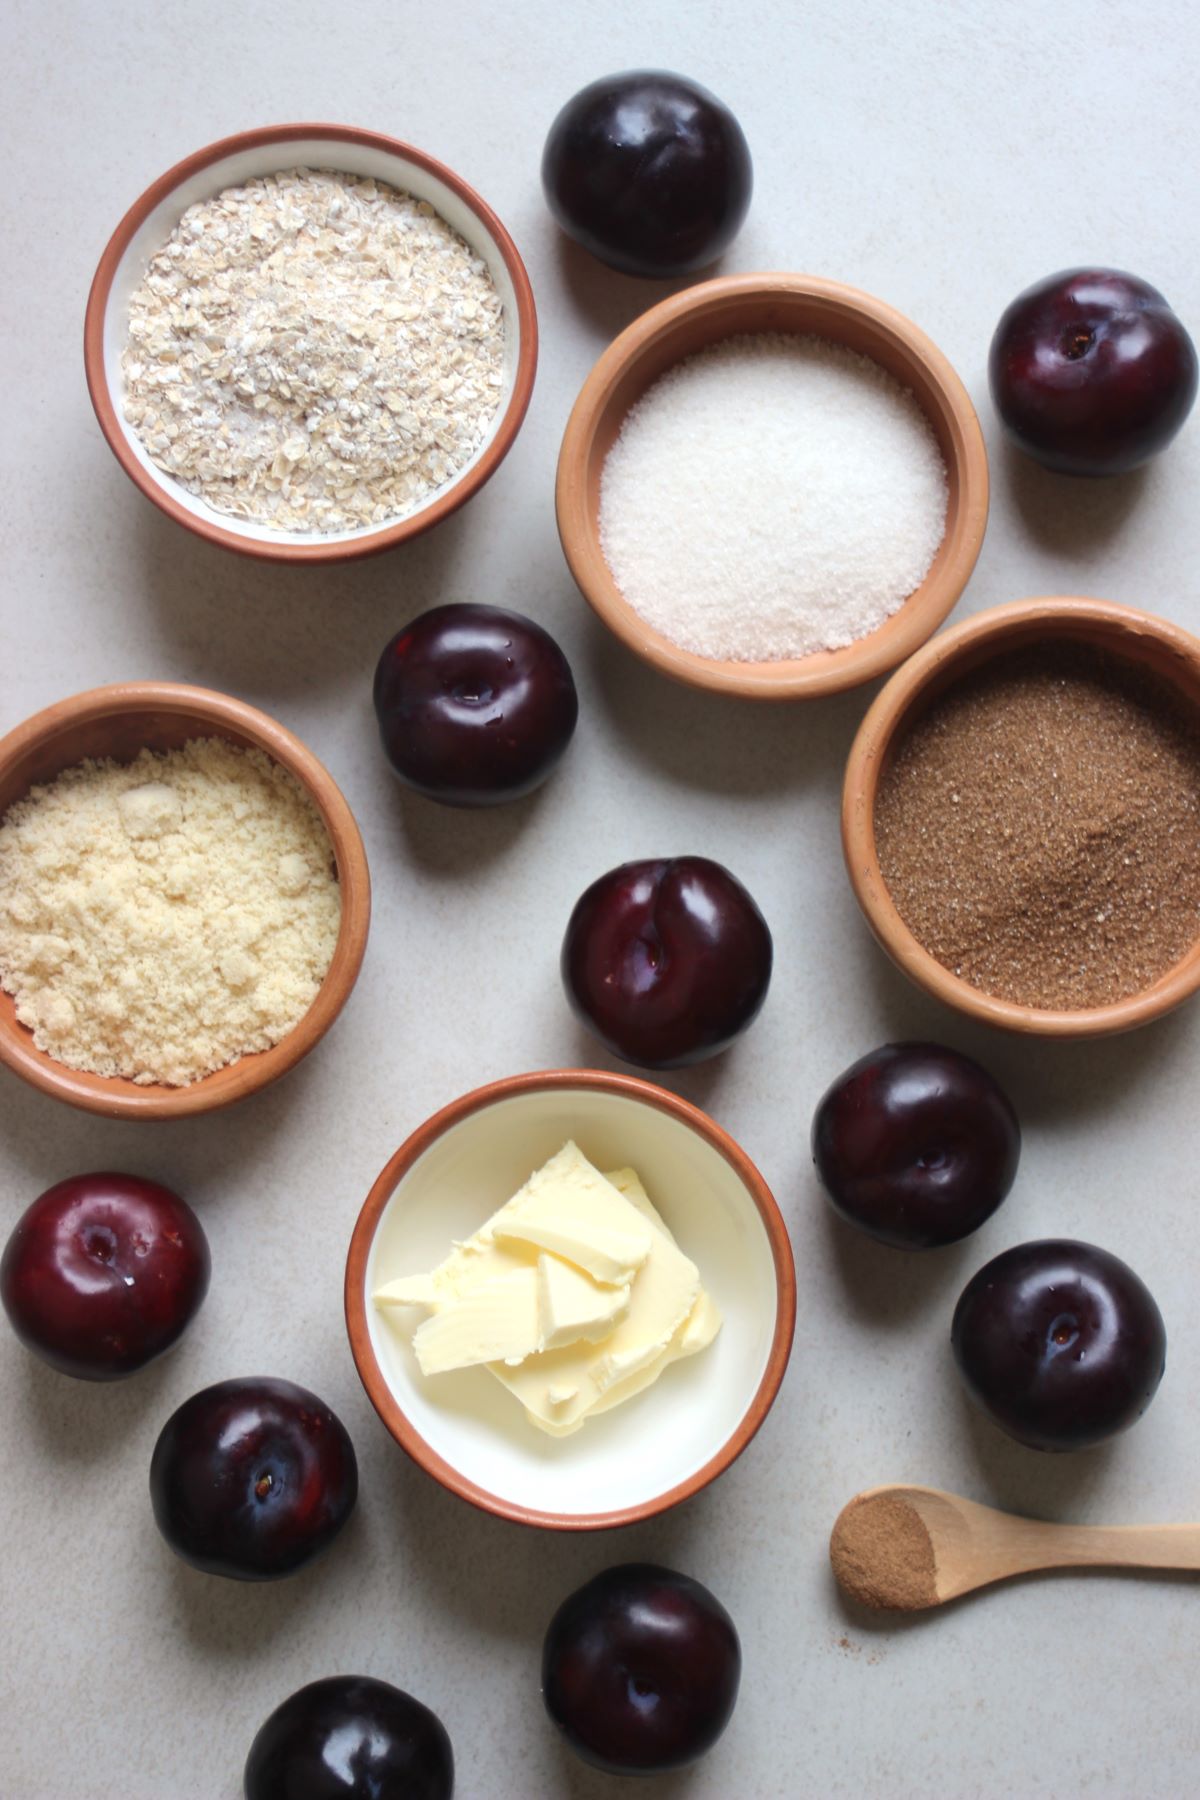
[
  {"xmin": 555, "ymin": 270, "xmax": 989, "ymax": 700},
  {"xmin": 344, "ymin": 1067, "xmax": 797, "ymax": 1530},
  {"xmin": 842, "ymin": 594, "xmax": 1200, "ymax": 1036},
  {"xmin": 83, "ymin": 121, "xmax": 539, "ymax": 564},
  {"xmin": 0, "ymin": 680, "xmax": 370, "ymax": 1116}
]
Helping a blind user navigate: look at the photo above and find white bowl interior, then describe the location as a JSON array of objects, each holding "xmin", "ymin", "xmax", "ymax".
[
  {"xmin": 101, "ymin": 134, "xmax": 524, "ymax": 546},
  {"xmin": 364, "ymin": 1086, "xmax": 783, "ymax": 1518}
]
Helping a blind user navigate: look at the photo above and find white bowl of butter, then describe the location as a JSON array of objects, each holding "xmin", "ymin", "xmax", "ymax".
[{"xmin": 345, "ymin": 1069, "xmax": 795, "ymax": 1529}]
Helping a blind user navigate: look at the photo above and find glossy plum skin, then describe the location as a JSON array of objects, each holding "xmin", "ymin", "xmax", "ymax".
[
  {"xmin": 373, "ymin": 604, "xmax": 578, "ymax": 807},
  {"xmin": 0, "ymin": 1172, "xmax": 210, "ymax": 1380},
  {"xmin": 244, "ymin": 1676, "xmax": 453, "ymax": 1800},
  {"xmin": 812, "ymin": 1044, "xmax": 1020, "ymax": 1250},
  {"xmin": 562, "ymin": 857, "xmax": 772, "ymax": 1068},
  {"xmin": 541, "ymin": 71, "xmax": 753, "ymax": 278},
  {"xmin": 150, "ymin": 1378, "xmax": 358, "ymax": 1580},
  {"xmin": 543, "ymin": 1563, "xmax": 740, "ymax": 1775},
  {"xmin": 952, "ymin": 1240, "xmax": 1166, "ymax": 1451},
  {"xmin": 988, "ymin": 268, "xmax": 1198, "ymax": 475}
]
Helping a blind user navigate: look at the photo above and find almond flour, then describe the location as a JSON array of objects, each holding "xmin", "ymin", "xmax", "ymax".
[
  {"xmin": 0, "ymin": 739, "xmax": 341, "ymax": 1086},
  {"xmin": 121, "ymin": 168, "xmax": 506, "ymax": 534}
]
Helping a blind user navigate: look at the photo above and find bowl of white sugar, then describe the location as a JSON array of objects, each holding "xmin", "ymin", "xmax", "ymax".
[
  {"xmin": 0, "ymin": 682, "xmax": 370, "ymax": 1117},
  {"xmin": 85, "ymin": 124, "xmax": 537, "ymax": 562},
  {"xmin": 556, "ymin": 273, "xmax": 989, "ymax": 699}
]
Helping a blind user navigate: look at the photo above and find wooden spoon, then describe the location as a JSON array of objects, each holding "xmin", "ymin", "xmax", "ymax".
[{"xmin": 830, "ymin": 1483, "xmax": 1200, "ymax": 1611}]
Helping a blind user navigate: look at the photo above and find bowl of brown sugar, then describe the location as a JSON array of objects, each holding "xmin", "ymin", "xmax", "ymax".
[{"xmin": 842, "ymin": 597, "xmax": 1200, "ymax": 1036}]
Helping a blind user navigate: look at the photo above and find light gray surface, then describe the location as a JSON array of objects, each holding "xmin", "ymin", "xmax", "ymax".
[{"xmin": 2, "ymin": 3, "xmax": 1199, "ymax": 1796}]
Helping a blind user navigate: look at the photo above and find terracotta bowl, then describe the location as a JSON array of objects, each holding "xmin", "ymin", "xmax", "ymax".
[
  {"xmin": 555, "ymin": 272, "xmax": 988, "ymax": 700},
  {"xmin": 842, "ymin": 596, "xmax": 1200, "ymax": 1037},
  {"xmin": 345, "ymin": 1069, "xmax": 796, "ymax": 1530},
  {"xmin": 84, "ymin": 123, "xmax": 538, "ymax": 563},
  {"xmin": 0, "ymin": 682, "xmax": 370, "ymax": 1116}
]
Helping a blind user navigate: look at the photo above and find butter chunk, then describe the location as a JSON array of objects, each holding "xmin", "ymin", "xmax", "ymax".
[
  {"xmin": 492, "ymin": 1141, "xmax": 652, "ymax": 1284},
  {"xmin": 538, "ymin": 1253, "xmax": 630, "ymax": 1349},
  {"xmin": 492, "ymin": 1182, "xmax": 703, "ymax": 1435},
  {"xmin": 373, "ymin": 1274, "xmax": 439, "ymax": 1308},
  {"xmin": 588, "ymin": 1292, "xmax": 724, "ymax": 1422},
  {"xmin": 377, "ymin": 1250, "xmax": 630, "ymax": 1362},
  {"xmin": 590, "ymin": 1338, "xmax": 670, "ymax": 1394},
  {"xmin": 604, "ymin": 1166, "xmax": 667, "ymax": 1230},
  {"xmin": 677, "ymin": 1289, "xmax": 723, "ymax": 1354},
  {"xmin": 411, "ymin": 1267, "xmax": 540, "ymax": 1375},
  {"xmin": 371, "ymin": 1145, "xmax": 722, "ymax": 1439}
]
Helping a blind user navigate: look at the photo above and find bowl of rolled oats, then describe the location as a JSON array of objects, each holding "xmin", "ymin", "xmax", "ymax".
[{"xmin": 84, "ymin": 124, "xmax": 538, "ymax": 561}]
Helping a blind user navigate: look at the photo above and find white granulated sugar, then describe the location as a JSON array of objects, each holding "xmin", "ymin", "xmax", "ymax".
[
  {"xmin": 122, "ymin": 168, "xmax": 506, "ymax": 534},
  {"xmin": 599, "ymin": 333, "xmax": 949, "ymax": 662},
  {"xmin": 0, "ymin": 739, "xmax": 341, "ymax": 1086}
]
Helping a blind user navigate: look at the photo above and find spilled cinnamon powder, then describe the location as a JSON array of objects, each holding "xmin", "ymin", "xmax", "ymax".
[{"xmin": 830, "ymin": 1493, "xmax": 938, "ymax": 1611}]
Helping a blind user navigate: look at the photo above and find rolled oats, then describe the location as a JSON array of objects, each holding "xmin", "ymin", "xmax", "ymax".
[{"xmin": 121, "ymin": 169, "xmax": 507, "ymax": 533}]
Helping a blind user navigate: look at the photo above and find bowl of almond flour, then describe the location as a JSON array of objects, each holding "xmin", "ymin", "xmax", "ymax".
[
  {"xmin": 0, "ymin": 683, "xmax": 370, "ymax": 1116},
  {"xmin": 85, "ymin": 125, "xmax": 537, "ymax": 562},
  {"xmin": 556, "ymin": 273, "xmax": 989, "ymax": 699}
]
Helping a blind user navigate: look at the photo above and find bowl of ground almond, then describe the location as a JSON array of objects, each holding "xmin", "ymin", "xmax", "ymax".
[
  {"xmin": 84, "ymin": 125, "xmax": 537, "ymax": 562},
  {"xmin": 843, "ymin": 596, "xmax": 1200, "ymax": 1036},
  {"xmin": 555, "ymin": 273, "xmax": 988, "ymax": 699},
  {"xmin": 0, "ymin": 683, "xmax": 370, "ymax": 1116}
]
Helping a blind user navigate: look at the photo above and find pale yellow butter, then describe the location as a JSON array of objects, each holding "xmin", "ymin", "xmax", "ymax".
[
  {"xmin": 375, "ymin": 1273, "xmax": 440, "ymax": 1308},
  {"xmin": 492, "ymin": 1142, "xmax": 652, "ymax": 1283},
  {"xmin": 587, "ymin": 1290, "xmax": 724, "ymax": 1424},
  {"xmin": 372, "ymin": 1144, "xmax": 721, "ymax": 1437},
  {"xmin": 411, "ymin": 1267, "xmax": 540, "ymax": 1375},
  {"xmin": 498, "ymin": 1167, "xmax": 713, "ymax": 1436},
  {"xmin": 538, "ymin": 1253, "xmax": 631, "ymax": 1348}
]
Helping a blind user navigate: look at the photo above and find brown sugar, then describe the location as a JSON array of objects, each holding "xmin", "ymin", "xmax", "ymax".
[
  {"xmin": 830, "ymin": 1493, "xmax": 938, "ymax": 1611},
  {"xmin": 874, "ymin": 642, "xmax": 1200, "ymax": 1010}
]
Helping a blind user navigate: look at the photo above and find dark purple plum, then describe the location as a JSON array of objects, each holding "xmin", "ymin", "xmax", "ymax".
[
  {"xmin": 952, "ymin": 1240, "xmax": 1166, "ymax": 1451},
  {"xmin": 1, "ymin": 1172, "xmax": 210, "ymax": 1379},
  {"xmin": 373, "ymin": 604, "xmax": 578, "ymax": 807},
  {"xmin": 244, "ymin": 1675, "xmax": 453, "ymax": 1799},
  {"xmin": 562, "ymin": 856, "xmax": 772, "ymax": 1067},
  {"xmin": 542, "ymin": 71, "xmax": 752, "ymax": 278},
  {"xmin": 150, "ymin": 1377, "xmax": 357, "ymax": 1580},
  {"xmin": 812, "ymin": 1043, "xmax": 1020, "ymax": 1249},
  {"xmin": 989, "ymin": 268, "xmax": 1198, "ymax": 475},
  {"xmin": 543, "ymin": 1563, "xmax": 740, "ymax": 1775}
]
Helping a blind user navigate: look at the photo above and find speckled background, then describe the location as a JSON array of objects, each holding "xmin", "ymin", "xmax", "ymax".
[{"xmin": 2, "ymin": 3, "xmax": 1199, "ymax": 1795}]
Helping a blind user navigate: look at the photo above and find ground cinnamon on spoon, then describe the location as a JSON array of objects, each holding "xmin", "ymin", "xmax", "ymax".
[{"xmin": 830, "ymin": 1493, "xmax": 939, "ymax": 1611}]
